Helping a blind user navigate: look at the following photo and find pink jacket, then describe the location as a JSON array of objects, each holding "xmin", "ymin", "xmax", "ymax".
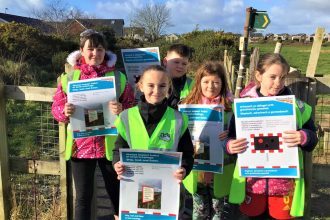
[{"xmin": 52, "ymin": 51, "xmax": 135, "ymax": 159}]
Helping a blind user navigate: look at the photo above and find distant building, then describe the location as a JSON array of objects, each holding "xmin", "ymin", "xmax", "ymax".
[
  {"xmin": 249, "ymin": 32, "xmax": 264, "ymax": 42},
  {"xmin": 273, "ymin": 33, "xmax": 289, "ymax": 41},
  {"xmin": 0, "ymin": 12, "xmax": 52, "ymax": 33},
  {"xmin": 124, "ymin": 27, "xmax": 146, "ymax": 41},
  {"xmin": 67, "ymin": 19, "xmax": 125, "ymax": 38},
  {"xmin": 326, "ymin": 33, "xmax": 330, "ymax": 42},
  {"xmin": 0, "ymin": 13, "xmax": 125, "ymax": 38},
  {"xmin": 264, "ymin": 33, "xmax": 274, "ymax": 41},
  {"xmin": 291, "ymin": 33, "xmax": 306, "ymax": 42},
  {"xmin": 306, "ymin": 33, "xmax": 330, "ymax": 43},
  {"xmin": 165, "ymin": 33, "xmax": 179, "ymax": 42}
]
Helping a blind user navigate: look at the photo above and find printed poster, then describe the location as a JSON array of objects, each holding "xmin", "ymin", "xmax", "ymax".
[
  {"xmin": 119, "ymin": 149, "xmax": 182, "ymax": 220},
  {"xmin": 67, "ymin": 76, "xmax": 117, "ymax": 139},
  {"xmin": 121, "ymin": 47, "xmax": 161, "ymax": 87},
  {"xmin": 179, "ymin": 104, "xmax": 224, "ymax": 173},
  {"xmin": 234, "ymin": 95, "xmax": 299, "ymax": 178}
]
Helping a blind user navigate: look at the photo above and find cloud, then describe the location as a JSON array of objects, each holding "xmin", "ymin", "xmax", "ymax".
[
  {"xmin": 95, "ymin": 0, "xmax": 143, "ymax": 24},
  {"xmin": 165, "ymin": 0, "xmax": 244, "ymax": 34},
  {"xmin": 0, "ymin": 0, "xmax": 44, "ymax": 14},
  {"xmin": 268, "ymin": 1, "xmax": 330, "ymax": 34}
]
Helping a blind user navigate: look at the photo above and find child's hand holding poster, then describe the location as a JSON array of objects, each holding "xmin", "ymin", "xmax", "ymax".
[{"xmin": 234, "ymin": 95, "xmax": 299, "ymax": 178}]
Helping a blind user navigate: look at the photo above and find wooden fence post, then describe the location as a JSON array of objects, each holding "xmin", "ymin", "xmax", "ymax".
[
  {"xmin": 223, "ymin": 50, "xmax": 234, "ymax": 93},
  {"xmin": 304, "ymin": 80, "xmax": 317, "ymax": 220},
  {"xmin": 248, "ymin": 47, "xmax": 260, "ymax": 83},
  {"xmin": 274, "ymin": 40, "xmax": 282, "ymax": 54},
  {"xmin": 0, "ymin": 80, "xmax": 10, "ymax": 220},
  {"xmin": 63, "ymin": 64, "xmax": 75, "ymax": 220},
  {"xmin": 306, "ymin": 27, "xmax": 325, "ymax": 77},
  {"xmin": 59, "ymin": 122, "xmax": 69, "ymax": 219}
]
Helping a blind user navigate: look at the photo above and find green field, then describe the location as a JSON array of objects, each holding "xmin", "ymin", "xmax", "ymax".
[{"xmin": 249, "ymin": 42, "xmax": 330, "ymax": 75}]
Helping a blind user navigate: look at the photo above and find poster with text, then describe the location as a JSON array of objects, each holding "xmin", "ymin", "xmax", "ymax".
[
  {"xmin": 179, "ymin": 104, "xmax": 224, "ymax": 173},
  {"xmin": 234, "ymin": 95, "xmax": 299, "ymax": 178},
  {"xmin": 121, "ymin": 47, "xmax": 161, "ymax": 87},
  {"xmin": 67, "ymin": 76, "xmax": 117, "ymax": 139},
  {"xmin": 119, "ymin": 149, "xmax": 182, "ymax": 220}
]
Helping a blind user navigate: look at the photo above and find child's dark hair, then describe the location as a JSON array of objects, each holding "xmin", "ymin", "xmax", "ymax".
[
  {"xmin": 256, "ymin": 53, "xmax": 290, "ymax": 76},
  {"xmin": 167, "ymin": 44, "xmax": 192, "ymax": 59},
  {"xmin": 138, "ymin": 65, "xmax": 172, "ymax": 95},
  {"xmin": 183, "ymin": 61, "xmax": 231, "ymax": 109},
  {"xmin": 79, "ymin": 29, "xmax": 108, "ymax": 49}
]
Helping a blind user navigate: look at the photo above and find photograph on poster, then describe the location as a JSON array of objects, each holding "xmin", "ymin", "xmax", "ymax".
[
  {"xmin": 193, "ymin": 135, "xmax": 210, "ymax": 160},
  {"xmin": 84, "ymin": 106, "xmax": 104, "ymax": 128},
  {"xmin": 138, "ymin": 179, "xmax": 162, "ymax": 209}
]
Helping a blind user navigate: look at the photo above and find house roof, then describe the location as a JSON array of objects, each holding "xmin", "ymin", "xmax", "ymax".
[
  {"xmin": 72, "ymin": 19, "xmax": 124, "ymax": 36},
  {"xmin": 0, "ymin": 12, "xmax": 52, "ymax": 32}
]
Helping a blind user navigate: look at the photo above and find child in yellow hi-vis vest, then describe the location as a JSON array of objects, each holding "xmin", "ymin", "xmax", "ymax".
[
  {"xmin": 225, "ymin": 53, "xmax": 318, "ymax": 219},
  {"xmin": 51, "ymin": 29, "xmax": 134, "ymax": 220},
  {"xmin": 181, "ymin": 61, "xmax": 235, "ymax": 220},
  {"xmin": 113, "ymin": 65, "xmax": 194, "ymax": 181}
]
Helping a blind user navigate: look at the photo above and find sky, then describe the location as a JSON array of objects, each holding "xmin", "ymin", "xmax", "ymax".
[{"xmin": 1, "ymin": 0, "xmax": 330, "ymax": 35}]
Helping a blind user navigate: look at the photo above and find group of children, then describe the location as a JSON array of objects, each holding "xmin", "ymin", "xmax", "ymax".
[{"xmin": 52, "ymin": 29, "xmax": 318, "ymax": 220}]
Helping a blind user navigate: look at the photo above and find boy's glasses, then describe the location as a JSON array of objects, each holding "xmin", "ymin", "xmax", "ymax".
[{"xmin": 80, "ymin": 29, "xmax": 99, "ymax": 37}]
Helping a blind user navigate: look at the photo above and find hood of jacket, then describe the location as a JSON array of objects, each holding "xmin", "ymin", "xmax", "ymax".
[
  {"xmin": 66, "ymin": 50, "xmax": 117, "ymax": 68},
  {"xmin": 240, "ymin": 82, "xmax": 292, "ymax": 98}
]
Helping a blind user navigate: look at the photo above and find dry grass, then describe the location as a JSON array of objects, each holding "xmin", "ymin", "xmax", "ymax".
[{"xmin": 10, "ymin": 184, "xmax": 63, "ymax": 220}]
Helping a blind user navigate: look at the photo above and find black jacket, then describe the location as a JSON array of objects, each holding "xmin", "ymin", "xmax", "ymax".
[
  {"xmin": 113, "ymin": 96, "xmax": 194, "ymax": 176},
  {"xmin": 227, "ymin": 87, "xmax": 318, "ymax": 152},
  {"xmin": 167, "ymin": 75, "xmax": 188, "ymax": 109}
]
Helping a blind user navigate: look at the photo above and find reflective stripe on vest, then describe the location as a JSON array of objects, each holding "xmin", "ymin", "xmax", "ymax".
[
  {"xmin": 117, "ymin": 106, "xmax": 186, "ymax": 151},
  {"xmin": 183, "ymin": 111, "xmax": 236, "ymax": 198},
  {"xmin": 180, "ymin": 77, "xmax": 194, "ymax": 99},
  {"xmin": 228, "ymin": 100, "xmax": 311, "ymax": 217},
  {"xmin": 61, "ymin": 69, "xmax": 127, "ymax": 161}
]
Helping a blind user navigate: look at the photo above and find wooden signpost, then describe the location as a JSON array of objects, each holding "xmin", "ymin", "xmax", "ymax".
[{"xmin": 235, "ymin": 7, "xmax": 271, "ymax": 97}]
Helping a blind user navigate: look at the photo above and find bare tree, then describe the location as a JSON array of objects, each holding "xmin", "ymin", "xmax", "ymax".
[
  {"xmin": 32, "ymin": 0, "xmax": 91, "ymax": 37},
  {"xmin": 130, "ymin": 3, "xmax": 172, "ymax": 42}
]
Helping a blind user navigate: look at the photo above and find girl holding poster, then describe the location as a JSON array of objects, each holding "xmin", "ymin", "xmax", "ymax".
[
  {"xmin": 113, "ymin": 65, "xmax": 194, "ymax": 184},
  {"xmin": 181, "ymin": 61, "xmax": 235, "ymax": 220},
  {"xmin": 226, "ymin": 53, "xmax": 318, "ymax": 219},
  {"xmin": 52, "ymin": 29, "xmax": 134, "ymax": 220}
]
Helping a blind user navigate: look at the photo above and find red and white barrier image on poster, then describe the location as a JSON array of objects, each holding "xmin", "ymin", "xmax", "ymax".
[{"xmin": 250, "ymin": 133, "xmax": 283, "ymax": 153}]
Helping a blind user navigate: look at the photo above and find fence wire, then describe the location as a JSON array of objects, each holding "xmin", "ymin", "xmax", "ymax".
[
  {"xmin": 7, "ymin": 100, "xmax": 62, "ymax": 220},
  {"xmin": 314, "ymin": 94, "xmax": 330, "ymax": 164},
  {"xmin": 36, "ymin": 103, "xmax": 59, "ymax": 160}
]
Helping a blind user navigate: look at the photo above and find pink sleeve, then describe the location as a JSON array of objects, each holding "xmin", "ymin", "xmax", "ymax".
[
  {"xmin": 299, "ymin": 130, "xmax": 307, "ymax": 146},
  {"xmin": 51, "ymin": 83, "xmax": 69, "ymax": 123},
  {"xmin": 119, "ymin": 83, "xmax": 136, "ymax": 109}
]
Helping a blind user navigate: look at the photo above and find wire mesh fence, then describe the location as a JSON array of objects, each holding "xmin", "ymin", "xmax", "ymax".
[
  {"xmin": 10, "ymin": 173, "xmax": 62, "ymax": 220},
  {"xmin": 7, "ymin": 100, "xmax": 62, "ymax": 220},
  {"xmin": 36, "ymin": 102, "xmax": 59, "ymax": 160},
  {"xmin": 314, "ymin": 94, "xmax": 330, "ymax": 164}
]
